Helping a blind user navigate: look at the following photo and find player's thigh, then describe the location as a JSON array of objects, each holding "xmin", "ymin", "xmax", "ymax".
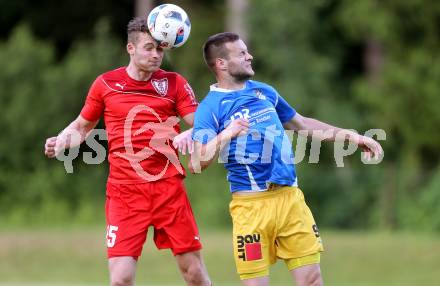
[
  {"xmin": 229, "ymin": 195, "xmax": 276, "ymax": 279},
  {"xmin": 152, "ymin": 176, "xmax": 202, "ymax": 254},
  {"xmin": 276, "ymin": 188, "xmax": 323, "ymax": 260},
  {"xmin": 106, "ymin": 182, "xmax": 151, "ymax": 258},
  {"xmin": 241, "ymin": 276, "xmax": 270, "ymax": 286},
  {"xmin": 290, "ymin": 263, "xmax": 323, "ymax": 286},
  {"xmin": 175, "ymin": 250, "xmax": 201, "ymax": 267},
  {"xmin": 175, "ymin": 250, "xmax": 207, "ymax": 273},
  {"xmin": 108, "ymin": 256, "xmax": 137, "ymax": 283}
]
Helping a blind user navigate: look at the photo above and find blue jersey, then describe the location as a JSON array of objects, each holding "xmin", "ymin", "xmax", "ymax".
[{"xmin": 192, "ymin": 80, "xmax": 298, "ymax": 192}]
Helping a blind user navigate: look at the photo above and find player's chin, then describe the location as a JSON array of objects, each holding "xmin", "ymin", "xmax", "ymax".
[
  {"xmin": 234, "ymin": 70, "xmax": 254, "ymax": 81},
  {"xmin": 141, "ymin": 63, "xmax": 161, "ymax": 72},
  {"xmin": 148, "ymin": 65, "xmax": 161, "ymax": 72},
  {"xmin": 243, "ymin": 67, "xmax": 254, "ymax": 77}
]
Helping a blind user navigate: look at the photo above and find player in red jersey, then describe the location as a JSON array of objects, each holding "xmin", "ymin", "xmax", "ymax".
[{"xmin": 44, "ymin": 17, "xmax": 212, "ymax": 286}]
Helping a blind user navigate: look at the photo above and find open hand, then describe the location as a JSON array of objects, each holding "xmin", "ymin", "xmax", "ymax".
[{"xmin": 172, "ymin": 129, "xmax": 194, "ymax": 155}]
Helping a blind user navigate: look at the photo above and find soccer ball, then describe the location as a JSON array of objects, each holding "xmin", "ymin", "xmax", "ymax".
[{"xmin": 147, "ymin": 4, "xmax": 191, "ymax": 49}]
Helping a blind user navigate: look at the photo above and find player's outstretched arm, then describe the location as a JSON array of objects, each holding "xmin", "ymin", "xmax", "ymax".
[
  {"xmin": 44, "ymin": 115, "xmax": 99, "ymax": 158},
  {"xmin": 173, "ymin": 112, "xmax": 195, "ymax": 155},
  {"xmin": 181, "ymin": 113, "xmax": 195, "ymax": 127},
  {"xmin": 283, "ymin": 113, "xmax": 383, "ymax": 161},
  {"xmin": 189, "ymin": 118, "xmax": 249, "ymax": 173}
]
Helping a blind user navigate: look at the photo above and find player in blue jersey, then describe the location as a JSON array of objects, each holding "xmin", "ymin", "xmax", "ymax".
[{"xmin": 188, "ymin": 32, "xmax": 383, "ymax": 286}]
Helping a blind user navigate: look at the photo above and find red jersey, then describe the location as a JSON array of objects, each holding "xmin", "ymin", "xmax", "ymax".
[{"xmin": 80, "ymin": 67, "xmax": 198, "ymax": 183}]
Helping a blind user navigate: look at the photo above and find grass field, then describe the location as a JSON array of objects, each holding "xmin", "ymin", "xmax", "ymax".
[{"xmin": 0, "ymin": 227, "xmax": 439, "ymax": 285}]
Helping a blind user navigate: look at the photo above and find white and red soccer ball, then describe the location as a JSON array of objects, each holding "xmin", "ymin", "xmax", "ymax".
[{"xmin": 147, "ymin": 4, "xmax": 191, "ymax": 49}]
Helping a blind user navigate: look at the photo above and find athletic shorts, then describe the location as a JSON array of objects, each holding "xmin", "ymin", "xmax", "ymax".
[
  {"xmin": 229, "ymin": 186, "xmax": 323, "ymax": 278},
  {"xmin": 105, "ymin": 175, "xmax": 202, "ymax": 258}
]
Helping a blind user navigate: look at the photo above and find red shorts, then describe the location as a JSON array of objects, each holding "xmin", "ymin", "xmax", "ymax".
[{"xmin": 105, "ymin": 175, "xmax": 202, "ymax": 258}]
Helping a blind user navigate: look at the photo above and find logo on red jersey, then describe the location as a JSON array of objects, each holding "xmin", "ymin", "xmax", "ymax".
[
  {"xmin": 152, "ymin": 78, "xmax": 169, "ymax": 96},
  {"xmin": 115, "ymin": 82, "xmax": 126, "ymax": 90}
]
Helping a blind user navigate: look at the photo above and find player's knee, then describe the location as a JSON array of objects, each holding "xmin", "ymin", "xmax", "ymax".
[
  {"xmin": 110, "ymin": 272, "xmax": 134, "ymax": 286},
  {"xmin": 309, "ymin": 270, "xmax": 323, "ymax": 286},
  {"xmin": 298, "ymin": 268, "xmax": 322, "ymax": 286},
  {"xmin": 181, "ymin": 263, "xmax": 208, "ymax": 285}
]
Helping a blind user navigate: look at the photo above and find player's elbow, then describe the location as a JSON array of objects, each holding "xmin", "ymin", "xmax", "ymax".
[
  {"xmin": 188, "ymin": 157, "xmax": 199, "ymax": 174},
  {"xmin": 284, "ymin": 113, "xmax": 308, "ymax": 131},
  {"xmin": 188, "ymin": 160, "xmax": 196, "ymax": 174},
  {"xmin": 188, "ymin": 156, "xmax": 207, "ymax": 174}
]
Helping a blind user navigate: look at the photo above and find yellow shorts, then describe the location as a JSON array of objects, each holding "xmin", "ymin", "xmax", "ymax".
[{"xmin": 229, "ymin": 186, "xmax": 324, "ymax": 279}]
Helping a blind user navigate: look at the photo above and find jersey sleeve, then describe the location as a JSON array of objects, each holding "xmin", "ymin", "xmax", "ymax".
[
  {"xmin": 192, "ymin": 101, "xmax": 219, "ymax": 144},
  {"xmin": 80, "ymin": 76, "xmax": 106, "ymax": 121},
  {"xmin": 275, "ymin": 94, "xmax": 296, "ymax": 123},
  {"xmin": 175, "ymin": 75, "xmax": 198, "ymax": 118},
  {"xmin": 270, "ymin": 87, "xmax": 296, "ymax": 123}
]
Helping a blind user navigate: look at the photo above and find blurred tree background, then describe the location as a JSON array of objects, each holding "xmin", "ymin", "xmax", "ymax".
[{"xmin": 0, "ymin": 0, "xmax": 439, "ymax": 232}]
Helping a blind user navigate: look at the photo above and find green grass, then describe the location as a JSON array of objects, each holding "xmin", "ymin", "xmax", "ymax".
[{"xmin": 0, "ymin": 228, "xmax": 439, "ymax": 285}]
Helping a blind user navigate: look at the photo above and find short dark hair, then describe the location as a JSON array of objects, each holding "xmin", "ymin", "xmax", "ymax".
[
  {"xmin": 203, "ymin": 32, "xmax": 240, "ymax": 70},
  {"xmin": 127, "ymin": 17, "xmax": 150, "ymax": 44}
]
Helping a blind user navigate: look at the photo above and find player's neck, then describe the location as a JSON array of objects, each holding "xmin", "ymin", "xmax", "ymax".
[
  {"xmin": 126, "ymin": 64, "xmax": 153, "ymax": 81},
  {"xmin": 216, "ymin": 77, "xmax": 246, "ymax": 91}
]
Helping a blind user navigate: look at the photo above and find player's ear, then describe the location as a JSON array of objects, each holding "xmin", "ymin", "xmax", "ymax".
[
  {"xmin": 127, "ymin": 42, "xmax": 135, "ymax": 56},
  {"xmin": 216, "ymin": 58, "xmax": 228, "ymax": 71}
]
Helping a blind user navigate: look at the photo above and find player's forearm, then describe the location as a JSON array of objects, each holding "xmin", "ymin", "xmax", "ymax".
[
  {"xmin": 189, "ymin": 140, "xmax": 222, "ymax": 173},
  {"xmin": 188, "ymin": 152, "xmax": 217, "ymax": 173},
  {"xmin": 57, "ymin": 119, "xmax": 95, "ymax": 149},
  {"xmin": 189, "ymin": 129, "xmax": 233, "ymax": 173},
  {"xmin": 300, "ymin": 117, "xmax": 360, "ymax": 143}
]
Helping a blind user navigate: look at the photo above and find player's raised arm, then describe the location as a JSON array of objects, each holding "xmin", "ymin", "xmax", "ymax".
[
  {"xmin": 44, "ymin": 115, "xmax": 99, "ymax": 158},
  {"xmin": 283, "ymin": 112, "xmax": 383, "ymax": 161}
]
